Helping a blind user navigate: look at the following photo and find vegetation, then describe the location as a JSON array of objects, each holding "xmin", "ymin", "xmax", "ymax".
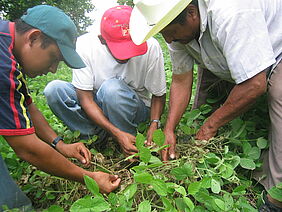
[
  {"xmin": 0, "ymin": 34, "xmax": 279, "ymax": 211},
  {"xmin": 0, "ymin": 0, "xmax": 94, "ymax": 34}
]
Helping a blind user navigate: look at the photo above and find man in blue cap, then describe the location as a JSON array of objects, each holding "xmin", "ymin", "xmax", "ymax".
[{"xmin": 0, "ymin": 5, "xmax": 120, "ymax": 210}]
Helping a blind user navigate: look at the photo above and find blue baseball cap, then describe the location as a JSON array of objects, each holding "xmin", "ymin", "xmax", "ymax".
[{"xmin": 21, "ymin": 5, "xmax": 86, "ymax": 69}]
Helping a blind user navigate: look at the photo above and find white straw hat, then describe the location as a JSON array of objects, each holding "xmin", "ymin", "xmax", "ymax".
[{"xmin": 129, "ymin": 0, "xmax": 192, "ymax": 45}]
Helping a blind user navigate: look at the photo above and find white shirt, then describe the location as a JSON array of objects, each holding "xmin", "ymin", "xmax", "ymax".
[
  {"xmin": 169, "ymin": 0, "xmax": 282, "ymax": 84},
  {"xmin": 72, "ymin": 32, "xmax": 166, "ymax": 107}
]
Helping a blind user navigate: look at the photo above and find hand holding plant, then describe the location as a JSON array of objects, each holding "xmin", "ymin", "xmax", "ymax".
[{"xmin": 56, "ymin": 141, "xmax": 92, "ymax": 166}]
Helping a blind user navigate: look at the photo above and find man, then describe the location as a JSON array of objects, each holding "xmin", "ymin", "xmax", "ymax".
[
  {"xmin": 130, "ymin": 0, "xmax": 282, "ymax": 211},
  {"xmin": 44, "ymin": 5, "xmax": 166, "ymax": 159},
  {"xmin": 0, "ymin": 5, "xmax": 120, "ymax": 211}
]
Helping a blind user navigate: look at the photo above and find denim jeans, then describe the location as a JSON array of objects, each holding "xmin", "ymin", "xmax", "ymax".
[
  {"xmin": 0, "ymin": 155, "xmax": 32, "ymax": 211},
  {"xmin": 44, "ymin": 79, "xmax": 150, "ymax": 139}
]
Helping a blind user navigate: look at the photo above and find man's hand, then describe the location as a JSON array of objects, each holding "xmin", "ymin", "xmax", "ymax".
[
  {"xmin": 145, "ymin": 123, "xmax": 158, "ymax": 146},
  {"xmin": 115, "ymin": 131, "xmax": 138, "ymax": 157},
  {"xmin": 161, "ymin": 129, "xmax": 177, "ymax": 161},
  {"xmin": 56, "ymin": 142, "xmax": 92, "ymax": 166},
  {"xmin": 89, "ymin": 171, "xmax": 121, "ymax": 194},
  {"xmin": 195, "ymin": 123, "xmax": 217, "ymax": 141}
]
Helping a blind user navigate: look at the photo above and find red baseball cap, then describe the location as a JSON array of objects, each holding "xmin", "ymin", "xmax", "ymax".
[{"xmin": 100, "ymin": 5, "xmax": 148, "ymax": 60}]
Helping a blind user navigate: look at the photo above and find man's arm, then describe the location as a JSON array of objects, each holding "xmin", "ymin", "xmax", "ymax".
[
  {"xmin": 196, "ymin": 71, "xmax": 267, "ymax": 140},
  {"xmin": 162, "ymin": 70, "xmax": 193, "ymax": 160},
  {"xmin": 146, "ymin": 94, "xmax": 166, "ymax": 145},
  {"xmin": 28, "ymin": 103, "xmax": 91, "ymax": 166},
  {"xmin": 4, "ymin": 134, "xmax": 120, "ymax": 193},
  {"xmin": 76, "ymin": 89, "xmax": 138, "ymax": 157}
]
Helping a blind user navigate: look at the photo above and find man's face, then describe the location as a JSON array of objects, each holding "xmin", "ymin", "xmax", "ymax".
[
  {"xmin": 20, "ymin": 40, "xmax": 62, "ymax": 78},
  {"xmin": 160, "ymin": 22, "xmax": 199, "ymax": 45}
]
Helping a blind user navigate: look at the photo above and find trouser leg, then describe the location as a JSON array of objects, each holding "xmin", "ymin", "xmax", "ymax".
[
  {"xmin": 44, "ymin": 80, "xmax": 107, "ymax": 140},
  {"xmin": 96, "ymin": 78, "xmax": 150, "ymax": 135},
  {"xmin": 261, "ymin": 61, "xmax": 282, "ymax": 190},
  {"xmin": 193, "ymin": 67, "xmax": 234, "ymax": 109},
  {"xmin": 0, "ymin": 155, "xmax": 32, "ymax": 211}
]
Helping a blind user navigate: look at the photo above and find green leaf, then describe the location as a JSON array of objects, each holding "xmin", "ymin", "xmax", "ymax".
[
  {"xmin": 240, "ymin": 158, "xmax": 256, "ymax": 170},
  {"xmin": 70, "ymin": 196, "xmax": 110, "ymax": 212},
  {"xmin": 175, "ymin": 198, "xmax": 189, "ymax": 211},
  {"xmin": 211, "ymin": 178, "xmax": 221, "ymax": 194},
  {"xmin": 247, "ymin": 147, "xmax": 261, "ymax": 160},
  {"xmin": 181, "ymin": 126, "xmax": 196, "ymax": 135},
  {"xmin": 229, "ymin": 155, "xmax": 241, "ymax": 168},
  {"xmin": 214, "ymin": 198, "xmax": 225, "ymax": 211},
  {"xmin": 123, "ymin": 184, "xmax": 138, "ymax": 201},
  {"xmin": 151, "ymin": 179, "xmax": 168, "ymax": 196},
  {"xmin": 139, "ymin": 147, "xmax": 152, "ymax": 163},
  {"xmin": 108, "ymin": 193, "xmax": 118, "ymax": 206},
  {"xmin": 161, "ymin": 197, "xmax": 173, "ymax": 210},
  {"xmin": 257, "ymin": 137, "xmax": 268, "ymax": 149},
  {"xmin": 136, "ymin": 133, "xmax": 146, "ymax": 150},
  {"xmin": 200, "ymin": 177, "xmax": 211, "ymax": 188},
  {"xmin": 268, "ymin": 184, "xmax": 282, "ymax": 201},
  {"xmin": 152, "ymin": 129, "xmax": 165, "ymax": 146},
  {"xmin": 137, "ymin": 200, "xmax": 151, "ymax": 212},
  {"xmin": 232, "ymin": 185, "xmax": 247, "ymax": 196},
  {"xmin": 220, "ymin": 163, "xmax": 234, "ymax": 179},
  {"xmin": 223, "ymin": 193, "xmax": 234, "ymax": 210},
  {"xmin": 134, "ymin": 172, "xmax": 154, "ymax": 184},
  {"xmin": 83, "ymin": 175, "xmax": 100, "ymax": 197},
  {"xmin": 188, "ymin": 182, "xmax": 201, "ymax": 195},
  {"xmin": 186, "ymin": 109, "xmax": 201, "ymax": 125},
  {"xmin": 171, "ymin": 163, "xmax": 194, "ymax": 180},
  {"xmin": 183, "ymin": 196, "xmax": 195, "ymax": 211},
  {"xmin": 73, "ymin": 130, "xmax": 80, "ymax": 138},
  {"xmin": 175, "ymin": 185, "xmax": 187, "ymax": 196}
]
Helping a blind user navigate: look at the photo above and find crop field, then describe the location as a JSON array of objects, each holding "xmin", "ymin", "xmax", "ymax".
[{"xmin": 0, "ymin": 34, "xmax": 276, "ymax": 211}]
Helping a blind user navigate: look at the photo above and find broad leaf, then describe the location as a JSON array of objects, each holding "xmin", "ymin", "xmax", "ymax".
[
  {"xmin": 151, "ymin": 179, "xmax": 168, "ymax": 196},
  {"xmin": 257, "ymin": 137, "xmax": 268, "ymax": 149},
  {"xmin": 183, "ymin": 196, "xmax": 195, "ymax": 211},
  {"xmin": 188, "ymin": 182, "xmax": 201, "ymax": 195},
  {"xmin": 211, "ymin": 178, "xmax": 221, "ymax": 194},
  {"xmin": 240, "ymin": 158, "xmax": 256, "ymax": 170},
  {"xmin": 140, "ymin": 147, "xmax": 151, "ymax": 163},
  {"xmin": 136, "ymin": 133, "xmax": 146, "ymax": 150},
  {"xmin": 152, "ymin": 129, "xmax": 165, "ymax": 146},
  {"xmin": 134, "ymin": 172, "xmax": 154, "ymax": 184},
  {"xmin": 268, "ymin": 183, "xmax": 282, "ymax": 201},
  {"xmin": 123, "ymin": 184, "xmax": 138, "ymax": 201},
  {"xmin": 83, "ymin": 175, "xmax": 100, "ymax": 197},
  {"xmin": 137, "ymin": 200, "xmax": 151, "ymax": 212},
  {"xmin": 171, "ymin": 163, "xmax": 194, "ymax": 180},
  {"xmin": 70, "ymin": 196, "xmax": 110, "ymax": 212}
]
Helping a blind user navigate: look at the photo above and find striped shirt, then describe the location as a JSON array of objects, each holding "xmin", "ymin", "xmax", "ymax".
[{"xmin": 0, "ymin": 20, "xmax": 34, "ymax": 135}]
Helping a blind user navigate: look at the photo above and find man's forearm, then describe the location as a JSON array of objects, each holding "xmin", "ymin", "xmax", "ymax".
[
  {"xmin": 150, "ymin": 94, "xmax": 166, "ymax": 121},
  {"xmin": 202, "ymin": 71, "xmax": 267, "ymax": 133},
  {"xmin": 165, "ymin": 71, "xmax": 193, "ymax": 131},
  {"xmin": 5, "ymin": 135, "xmax": 88, "ymax": 183}
]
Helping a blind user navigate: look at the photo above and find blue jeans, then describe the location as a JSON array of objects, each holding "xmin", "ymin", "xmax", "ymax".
[
  {"xmin": 44, "ymin": 79, "xmax": 150, "ymax": 139},
  {"xmin": 0, "ymin": 155, "xmax": 32, "ymax": 211}
]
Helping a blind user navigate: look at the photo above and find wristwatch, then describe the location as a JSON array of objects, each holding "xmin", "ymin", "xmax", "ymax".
[
  {"xmin": 150, "ymin": 119, "xmax": 161, "ymax": 128},
  {"xmin": 51, "ymin": 136, "xmax": 63, "ymax": 149}
]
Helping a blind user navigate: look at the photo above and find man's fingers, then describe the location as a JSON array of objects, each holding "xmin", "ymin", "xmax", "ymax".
[{"xmin": 169, "ymin": 145, "xmax": 176, "ymax": 160}]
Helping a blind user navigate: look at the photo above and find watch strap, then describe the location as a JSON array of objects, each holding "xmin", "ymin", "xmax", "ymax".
[{"xmin": 51, "ymin": 136, "xmax": 63, "ymax": 148}]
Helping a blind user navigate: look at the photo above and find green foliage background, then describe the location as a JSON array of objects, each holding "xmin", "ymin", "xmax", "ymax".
[{"xmin": 0, "ymin": 0, "xmax": 94, "ymax": 34}]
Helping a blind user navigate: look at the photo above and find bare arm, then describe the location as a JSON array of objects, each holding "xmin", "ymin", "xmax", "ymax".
[
  {"xmin": 196, "ymin": 71, "xmax": 267, "ymax": 140},
  {"xmin": 76, "ymin": 88, "xmax": 138, "ymax": 156},
  {"xmin": 4, "ymin": 134, "xmax": 120, "ymax": 193},
  {"xmin": 162, "ymin": 71, "xmax": 193, "ymax": 160},
  {"xmin": 28, "ymin": 103, "xmax": 91, "ymax": 165},
  {"xmin": 146, "ymin": 94, "xmax": 166, "ymax": 145}
]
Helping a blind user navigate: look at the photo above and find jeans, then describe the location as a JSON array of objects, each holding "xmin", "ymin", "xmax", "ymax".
[
  {"xmin": 44, "ymin": 79, "xmax": 150, "ymax": 139},
  {"xmin": 0, "ymin": 155, "xmax": 32, "ymax": 211}
]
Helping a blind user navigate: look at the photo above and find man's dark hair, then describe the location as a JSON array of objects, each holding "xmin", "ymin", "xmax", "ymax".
[
  {"xmin": 170, "ymin": 0, "xmax": 198, "ymax": 25},
  {"xmin": 15, "ymin": 19, "xmax": 55, "ymax": 49}
]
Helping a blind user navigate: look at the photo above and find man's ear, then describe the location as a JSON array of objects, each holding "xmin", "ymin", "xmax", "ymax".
[
  {"xmin": 187, "ymin": 4, "xmax": 199, "ymax": 20},
  {"xmin": 26, "ymin": 29, "xmax": 42, "ymax": 46}
]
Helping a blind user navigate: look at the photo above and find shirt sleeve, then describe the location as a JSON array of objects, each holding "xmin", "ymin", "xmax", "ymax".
[
  {"xmin": 167, "ymin": 41, "xmax": 194, "ymax": 74},
  {"xmin": 71, "ymin": 37, "xmax": 95, "ymax": 90},
  {"xmin": 144, "ymin": 39, "xmax": 167, "ymax": 96},
  {"xmin": 213, "ymin": 9, "xmax": 275, "ymax": 84}
]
